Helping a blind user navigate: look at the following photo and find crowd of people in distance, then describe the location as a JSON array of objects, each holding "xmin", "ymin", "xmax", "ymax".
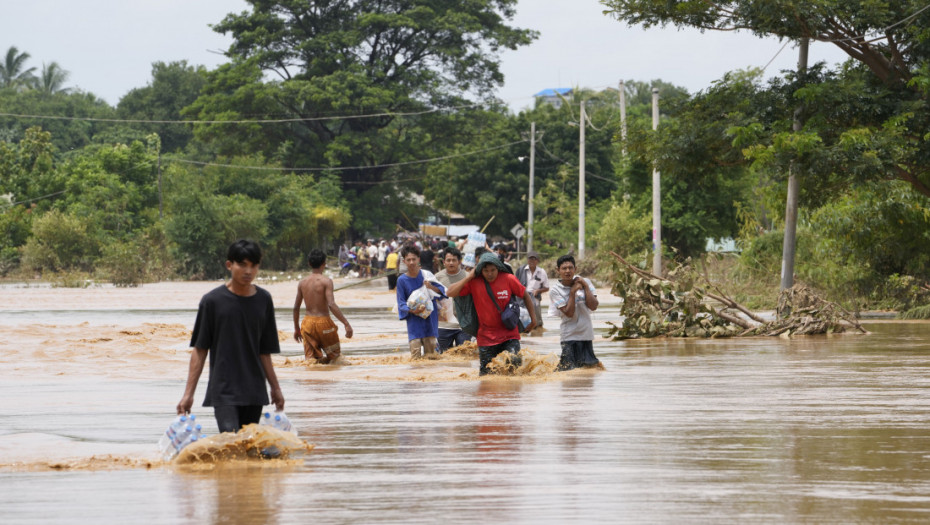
[
  {"xmin": 174, "ymin": 238, "xmax": 603, "ymax": 436},
  {"xmin": 333, "ymin": 234, "xmax": 602, "ymax": 372}
]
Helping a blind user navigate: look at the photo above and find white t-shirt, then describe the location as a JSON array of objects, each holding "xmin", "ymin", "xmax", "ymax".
[
  {"xmin": 435, "ymin": 269, "xmax": 467, "ymax": 330},
  {"xmin": 548, "ymin": 277, "xmax": 597, "ymax": 341},
  {"xmin": 523, "ymin": 266, "xmax": 549, "ymax": 304},
  {"xmin": 368, "ymin": 244, "xmax": 379, "ymax": 261}
]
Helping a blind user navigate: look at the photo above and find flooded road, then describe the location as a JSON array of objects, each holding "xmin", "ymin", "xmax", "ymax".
[{"xmin": 2, "ymin": 279, "xmax": 930, "ymax": 523}]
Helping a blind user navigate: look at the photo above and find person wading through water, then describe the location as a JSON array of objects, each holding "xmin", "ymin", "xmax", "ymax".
[{"xmin": 445, "ymin": 253, "xmax": 538, "ymax": 375}]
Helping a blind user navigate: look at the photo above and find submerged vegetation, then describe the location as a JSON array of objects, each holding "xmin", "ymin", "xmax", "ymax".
[{"xmin": 607, "ymin": 254, "xmax": 866, "ymax": 340}]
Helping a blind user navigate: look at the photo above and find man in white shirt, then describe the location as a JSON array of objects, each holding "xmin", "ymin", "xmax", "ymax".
[
  {"xmin": 548, "ymin": 254, "xmax": 600, "ymax": 370},
  {"xmin": 517, "ymin": 251, "xmax": 549, "ymax": 334},
  {"xmin": 434, "ymin": 247, "xmax": 474, "ymax": 352},
  {"xmin": 377, "ymin": 240, "xmax": 388, "ymax": 274},
  {"xmin": 367, "ymin": 240, "xmax": 379, "ymax": 276}
]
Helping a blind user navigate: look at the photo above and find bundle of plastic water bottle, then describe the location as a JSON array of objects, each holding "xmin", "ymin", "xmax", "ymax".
[
  {"xmin": 461, "ymin": 231, "xmax": 486, "ymax": 268},
  {"xmin": 259, "ymin": 410, "xmax": 295, "ymax": 457},
  {"xmin": 260, "ymin": 410, "xmax": 293, "ymax": 432},
  {"xmin": 158, "ymin": 414, "xmax": 206, "ymax": 461}
]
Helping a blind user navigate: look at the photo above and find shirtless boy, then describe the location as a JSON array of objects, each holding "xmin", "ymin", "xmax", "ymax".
[{"xmin": 293, "ymin": 249, "xmax": 353, "ymax": 363}]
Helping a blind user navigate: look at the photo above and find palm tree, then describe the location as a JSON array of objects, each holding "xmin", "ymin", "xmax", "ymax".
[
  {"xmin": 38, "ymin": 61, "xmax": 70, "ymax": 95},
  {"xmin": 0, "ymin": 46, "xmax": 37, "ymax": 90}
]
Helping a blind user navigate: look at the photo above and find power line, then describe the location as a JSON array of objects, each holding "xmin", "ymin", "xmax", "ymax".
[
  {"xmin": 0, "ymin": 189, "xmax": 66, "ymax": 209},
  {"xmin": 536, "ymin": 138, "xmax": 618, "ymax": 186},
  {"xmin": 761, "ymin": 40, "xmax": 791, "ymax": 72},
  {"xmin": 0, "ymin": 102, "xmax": 487, "ymax": 125},
  {"xmin": 166, "ymin": 140, "xmax": 526, "ymax": 173}
]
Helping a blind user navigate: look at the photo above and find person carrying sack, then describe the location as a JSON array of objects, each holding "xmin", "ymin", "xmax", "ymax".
[{"xmin": 445, "ymin": 253, "xmax": 538, "ymax": 376}]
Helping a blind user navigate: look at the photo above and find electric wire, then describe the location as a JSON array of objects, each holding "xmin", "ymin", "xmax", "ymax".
[{"xmin": 164, "ymin": 139, "xmax": 525, "ymax": 173}]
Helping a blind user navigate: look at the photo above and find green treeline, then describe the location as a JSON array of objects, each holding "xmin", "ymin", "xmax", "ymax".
[{"xmin": 2, "ymin": 0, "xmax": 930, "ymax": 314}]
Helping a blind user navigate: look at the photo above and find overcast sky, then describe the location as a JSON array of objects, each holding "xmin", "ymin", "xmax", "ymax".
[{"xmin": 3, "ymin": 0, "xmax": 848, "ymax": 112}]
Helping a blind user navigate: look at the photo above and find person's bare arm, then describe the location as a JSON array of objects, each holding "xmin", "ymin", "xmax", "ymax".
[
  {"xmin": 325, "ymin": 278, "xmax": 353, "ymax": 338},
  {"xmin": 559, "ymin": 279, "xmax": 585, "ymax": 319},
  {"xmin": 177, "ymin": 347, "xmax": 208, "ymax": 415},
  {"xmin": 260, "ymin": 353, "xmax": 284, "ymax": 411},
  {"xmin": 293, "ymin": 286, "xmax": 304, "ymax": 343},
  {"xmin": 583, "ymin": 279, "xmax": 599, "ymax": 311},
  {"xmin": 445, "ymin": 268, "xmax": 474, "ymax": 297}
]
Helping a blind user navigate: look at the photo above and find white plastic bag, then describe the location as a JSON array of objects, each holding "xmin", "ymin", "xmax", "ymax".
[
  {"xmin": 406, "ymin": 270, "xmax": 441, "ymax": 319},
  {"xmin": 407, "ymin": 286, "xmax": 434, "ymax": 319},
  {"xmin": 519, "ymin": 305, "xmax": 531, "ymax": 328}
]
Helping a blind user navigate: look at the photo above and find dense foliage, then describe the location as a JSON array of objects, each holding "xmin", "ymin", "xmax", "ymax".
[{"xmin": 1, "ymin": 0, "xmax": 929, "ymax": 312}]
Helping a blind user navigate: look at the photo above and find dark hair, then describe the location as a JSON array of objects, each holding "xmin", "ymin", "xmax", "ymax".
[
  {"xmin": 307, "ymin": 249, "xmax": 326, "ymax": 268},
  {"xmin": 442, "ymin": 247, "xmax": 462, "ymax": 261},
  {"xmin": 227, "ymin": 239, "xmax": 262, "ymax": 264},
  {"xmin": 474, "ymin": 246, "xmax": 488, "ymax": 258},
  {"xmin": 400, "ymin": 245, "xmax": 420, "ymax": 259},
  {"xmin": 556, "ymin": 254, "xmax": 576, "ymax": 269}
]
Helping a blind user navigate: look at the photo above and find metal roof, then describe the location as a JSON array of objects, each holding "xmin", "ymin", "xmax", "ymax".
[{"xmin": 533, "ymin": 87, "xmax": 573, "ymax": 97}]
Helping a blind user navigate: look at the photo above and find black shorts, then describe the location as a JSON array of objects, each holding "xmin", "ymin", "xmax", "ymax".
[
  {"xmin": 437, "ymin": 328, "xmax": 472, "ymax": 352},
  {"xmin": 213, "ymin": 405, "xmax": 263, "ymax": 433},
  {"xmin": 558, "ymin": 340, "xmax": 599, "ymax": 370}
]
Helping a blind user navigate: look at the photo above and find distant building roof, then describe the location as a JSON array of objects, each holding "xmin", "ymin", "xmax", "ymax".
[{"xmin": 533, "ymin": 87, "xmax": 572, "ymax": 98}]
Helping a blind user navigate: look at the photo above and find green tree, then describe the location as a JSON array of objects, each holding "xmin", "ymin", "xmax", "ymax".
[
  {"xmin": 161, "ymin": 154, "xmax": 351, "ymax": 276},
  {"xmin": 21, "ymin": 209, "xmax": 100, "ymax": 273},
  {"xmin": 186, "ymin": 0, "xmax": 537, "ymax": 232},
  {"xmin": 0, "ymin": 202, "xmax": 33, "ymax": 273},
  {"xmin": 0, "ymin": 127, "xmax": 60, "ymax": 208},
  {"xmin": 117, "ymin": 61, "xmax": 207, "ymax": 152},
  {"xmin": 38, "ymin": 62, "xmax": 70, "ymax": 95},
  {"xmin": 422, "ymin": 88, "xmax": 622, "ymax": 240},
  {"xmin": 58, "ymin": 141, "xmax": 159, "ymax": 240},
  {"xmin": 0, "ymin": 46, "xmax": 36, "ymax": 90},
  {"xmin": 621, "ymin": 75, "xmax": 756, "ymax": 256},
  {"xmin": 0, "ymin": 90, "xmax": 118, "ymax": 153},
  {"xmin": 602, "ymin": 0, "xmax": 930, "ymax": 199}
]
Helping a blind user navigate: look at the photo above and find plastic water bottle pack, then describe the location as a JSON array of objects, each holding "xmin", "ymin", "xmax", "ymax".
[
  {"xmin": 260, "ymin": 410, "xmax": 294, "ymax": 433},
  {"xmin": 158, "ymin": 414, "xmax": 207, "ymax": 461}
]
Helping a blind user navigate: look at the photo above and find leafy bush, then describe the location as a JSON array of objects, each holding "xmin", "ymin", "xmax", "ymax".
[
  {"xmin": 21, "ymin": 209, "xmax": 99, "ymax": 273},
  {"xmin": 0, "ymin": 204, "xmax": 32, "ymax": 275},
  {"xmin": 166, "ymin": 190, "xmax": 268, "ymax": 279},
  {"xmin": 99, "ymin": 239, "xmax": 146, "ymax": 287},
  {"xmin": 593, "ymin": 200, "xmax": 651, "ymax": 276}
]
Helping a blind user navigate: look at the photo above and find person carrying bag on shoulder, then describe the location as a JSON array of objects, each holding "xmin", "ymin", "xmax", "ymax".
[{"xmin": 445, "ymin": 253, "xmax": 537, "ymax": 376}]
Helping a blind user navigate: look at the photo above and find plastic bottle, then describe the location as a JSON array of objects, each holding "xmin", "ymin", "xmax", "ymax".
[
  {"xmin": 273, "ymin": 413, "xmax": 293, "ymax": 432},
  {"xmin": 261, "ymin": 411, "xmax": 294, "ymax": 433},
  {"xmin": 172, "ymin": 425, "xmax": 193, "ymax": 453},
  {"xmin": 158, "ymin": 415, "xmax": 188, "ymax": 460},
  {"xmin": 178, "ymin": 429, "xmax": 200, "ymax": 450}
]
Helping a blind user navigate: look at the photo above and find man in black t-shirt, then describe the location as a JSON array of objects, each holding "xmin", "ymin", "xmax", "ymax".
[
  {"xmin": 420, "ymin": 245, "xmax": 436, "ymax": 273},
  {"xmin": 176, "ymin": 239, "xmax": 285, "ymax": 433}
]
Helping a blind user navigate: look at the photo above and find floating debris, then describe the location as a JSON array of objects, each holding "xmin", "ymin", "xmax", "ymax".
[{"xmin": 606, "ymin": 252, "xmax": 866, "ymax": 340}]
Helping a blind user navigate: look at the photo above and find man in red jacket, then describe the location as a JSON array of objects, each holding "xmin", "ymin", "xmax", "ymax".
[{"xmin": 446, "ymin": 252, "xmax": 538, "ymax": 375}]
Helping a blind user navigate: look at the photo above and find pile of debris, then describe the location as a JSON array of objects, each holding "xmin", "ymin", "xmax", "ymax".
[{"xmin": 606, "ymin": 252, "xmax": 866, "ymax": 340}]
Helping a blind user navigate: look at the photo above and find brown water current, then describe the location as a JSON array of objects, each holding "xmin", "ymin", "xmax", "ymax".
[{"xmin": 2, "ymin": 279, "xmax": 930, "ymax": 522}]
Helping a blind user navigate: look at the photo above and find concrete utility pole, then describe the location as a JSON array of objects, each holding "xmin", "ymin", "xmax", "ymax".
[
  {"xmin": 619, "ymin": 80, "xmax": 627, "ymax": 157},
  {"xmin": 780, "ymin": 37, "xmax": 809, "ymax": 292},
  {"xmin": 578, "ymin": 100, "xmax": 586, "ymax": 259},
  {"xmin": 157, "ymin": 150, "xmax": 163, "ymax": 219},
  {"xmin": 527, "ymin": 121, "xmax": 536, "ymax": 253},
  {"xmin": 651, "ymin": 88, "xmax": 662, "ymax": 276}
]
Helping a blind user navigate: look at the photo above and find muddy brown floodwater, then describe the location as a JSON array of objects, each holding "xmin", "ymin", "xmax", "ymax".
[{"xmin": 2, "ymin": 276, "xmax": 930, "ymax": 523}]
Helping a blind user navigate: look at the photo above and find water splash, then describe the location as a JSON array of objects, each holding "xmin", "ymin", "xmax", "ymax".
[
  {"xmin": 487, "ymin": 348, "xmax": 561, "ymax": 376},
  {"xmin": 173, "ymin": 424, "xmax": 314, "ymax": 467}
]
